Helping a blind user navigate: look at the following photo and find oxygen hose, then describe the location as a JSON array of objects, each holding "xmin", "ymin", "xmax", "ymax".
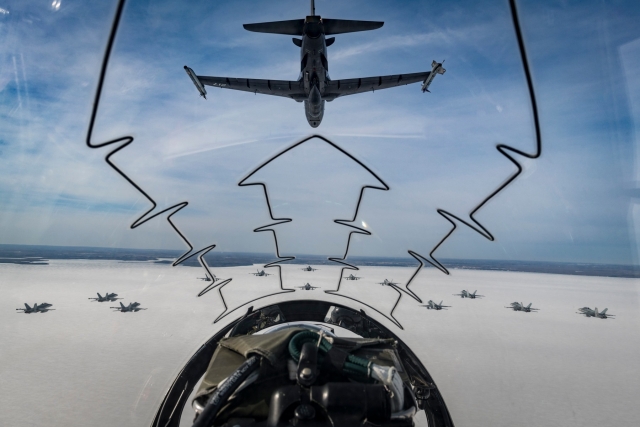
[
  {"xmin": 288, "ymin": 330, "xmax": 371, "ymax": 378},
  {"xmin": 288, "ymin": 330, "xmax": 406, "ymax": 413},
  {"xmin": 191, "ymin": 355, "xmax": 261, "ymax": 427}
]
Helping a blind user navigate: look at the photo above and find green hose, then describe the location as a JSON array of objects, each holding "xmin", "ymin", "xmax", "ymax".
[{"xmin": 288, "ymin": 330, "xmax": 371, "ymax": 378}]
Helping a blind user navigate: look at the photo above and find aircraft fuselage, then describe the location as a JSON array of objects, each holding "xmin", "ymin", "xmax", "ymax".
[{"xmin": 299, "ymin": 16, "xmax": 328, "ymax": 128}]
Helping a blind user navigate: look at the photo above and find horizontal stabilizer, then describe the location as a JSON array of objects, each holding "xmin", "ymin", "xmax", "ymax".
[
  {"xmin": 243, "ymin": 19, "xmax": 305, "ymax": 35},
  {"xmin": 323, "ymin": 19, "xmax": 383, "ymax": 35}
]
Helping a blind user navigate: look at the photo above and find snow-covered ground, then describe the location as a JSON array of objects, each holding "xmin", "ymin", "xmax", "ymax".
[{"xmin": 1, "ymin": 260, "xmax": 638, "ymax": 426}]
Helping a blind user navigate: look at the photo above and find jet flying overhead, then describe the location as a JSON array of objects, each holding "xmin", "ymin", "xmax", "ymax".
[
  {"xmin": 577, "ymin": 307, "xmax": 615, "ymax": 319},
  {"xmin": 423, "ymin": 300, "xmax": 450, "ymax": 310},
  {"xmin": 297, "ymin": 283, "xmax": 319, "ymax": 291},
  {"xmin": 184, "ymin": 0, "xmax": 445, "ymax": 127},
  {"xmin": 506, "ymin": 302, "xmax": 538, "ymax": 312},
  {"xmin": 111, "ymin": 302, "xmax": 146, "ymax": 312},
  {"xmin": 377, "ymin": 279, "xmax": 400, "ymax": 287},
  {"xmin": 88, "ymin": 292, "xmax": 121, "ymax": 302},
  {"xmin": 301, "ymin": 265, "xmax": 318, "ymax": 271},
  {"xmin": 343, "ymin": 274, "xmax": 361, "ymax": 281},
  {"xmin": 251, "ymin": 269, "xmax": 272, "ymax": 277},
  {"xmin": 453, "ymin": 290, "xmax": 483, "ymax": 299},
  {"xmin": 16, "ymin": 303, "xmax": 54, "ymax": 313}
]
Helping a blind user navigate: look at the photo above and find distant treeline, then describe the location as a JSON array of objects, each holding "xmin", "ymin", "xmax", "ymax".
[{"xmin": 1, "ymin": 244, "xmax": 639, "ymax": 278}]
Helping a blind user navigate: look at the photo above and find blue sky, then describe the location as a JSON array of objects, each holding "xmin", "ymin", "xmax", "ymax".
[{"xmin": 1, "ymin": 0, "xmax": 640, "ymax": 265}]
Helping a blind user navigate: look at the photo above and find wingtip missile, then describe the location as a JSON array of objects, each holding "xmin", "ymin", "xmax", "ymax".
[
  {"xmin": 421, "ymin": 60, "xmax": 446, "ymax": 93},
  {"xmin": 184, "ymin": 65, "xmax": 207, "ymax": 99}
]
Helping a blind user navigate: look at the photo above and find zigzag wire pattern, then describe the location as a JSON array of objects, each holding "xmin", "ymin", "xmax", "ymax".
[
  {"xmin": 389, "ymin": 0, "xmax": 543, "ymax": 323},
  {"xmin": 84, "ymin": 0, "xmax": 404, "ymax": 327},
  {"xmin": 86, "ymin": 0, "xmax": 227, "ymax": 304},
  {"xmin": 86, "ymin": 0, "xmax": 540, "ymax": 329}
]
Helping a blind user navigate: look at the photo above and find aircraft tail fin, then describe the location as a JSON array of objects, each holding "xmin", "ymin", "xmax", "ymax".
[
  {"xmin": 243, "ymin": 19, "xmax": 305, "ymax": 35},
  {"xmin": 120, "ymin": 302, "xmax": 125, "ymax": 309},
  {"xmin": 25, "ymin": 303, "xmax": 31, "ymax": 310}
]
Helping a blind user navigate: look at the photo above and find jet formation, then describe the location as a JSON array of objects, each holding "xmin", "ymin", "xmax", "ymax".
[
  {"xmin": 17, "ymin": 294, "xmax": 147, "ymax": 313},
  {"xmin": 16, "ymin": 303, "xmax": 54, "ymax": 313},
  {"xmin": 184, "ymin": 0, "xmax": 445, "ymax": 127},
  {"xmin": 453, "ymin": 290, "xmax": 483, "ymax": 299},
  {"xmin": 88, "ymin": 292, "xmax": 121, "ymax": 302},
  {"xmin": 577, "ymin": 307, "xmax": 615, "ymax": 319},
  {"xmin": 506, "ymin": 302, "xmax": 538, "ymax": 312}
]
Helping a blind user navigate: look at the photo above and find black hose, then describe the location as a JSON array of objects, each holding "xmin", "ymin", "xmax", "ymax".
[{"xmin": 191, "ymin": 355, "xmax": 261, "ymax": 427}]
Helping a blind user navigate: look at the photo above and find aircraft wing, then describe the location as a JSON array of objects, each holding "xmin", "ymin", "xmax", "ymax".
[
  {"xmin": 196, "ymin": 75, "xmax": 306, "ymax": 100},
  {"xmin": 323, "ymin": 71, "xmax": 431, "ymax": 101}
]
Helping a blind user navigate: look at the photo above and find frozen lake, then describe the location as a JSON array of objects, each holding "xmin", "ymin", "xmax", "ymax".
[{"xmin": 1, "ymin": 260, "xmax": 639, "ymax": 426}]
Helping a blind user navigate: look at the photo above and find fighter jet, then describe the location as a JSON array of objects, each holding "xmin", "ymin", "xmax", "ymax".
[
  {"xmin": 343, "ymin": 274, "xmax": 361, "ymax": 281},
  {"xmin": 301, "ymin": 265, "xmax": 318, "ymax": 272},
  {"xmin": 423, "ymin": 300, "xmax": 450, "ymax": 310},
  {"xmin": 88, "ymin": 292, "xmax": 121, "ymax": 302},
  {"xmin": 506, "ymin": 302, "xmax": 538, "ymax": 312},
  {"xmin": 111, "ymin": 302, "xmax": 146, "ymax": 312},
  {"xmin": 16, "ymin": 303, "xmax": 55, "ymax": 313},
  {"xmin": 577, "ymin": 307, "xmax": 615, "ymax": 319},
  {"xmin": 453, "ymin": 290, "xmax": 483, "ymax": 299},
  {"xmin": 377, "ymin": 279, "xmax": 400, "ymax": 287},
  {"xmin": 297, "ymin": 283, "xmax": 319, "ymax": 291},
  {"xmin": 184, "ymin": 0, "xmax": 445, "ymax": 127},
  {"xmin": 251, "ymin": 269, "xmax": 272, "ymax": 277},
  {"xmin": 198, "ymin": 274, "xmax": 219, "ymax": 282}
]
